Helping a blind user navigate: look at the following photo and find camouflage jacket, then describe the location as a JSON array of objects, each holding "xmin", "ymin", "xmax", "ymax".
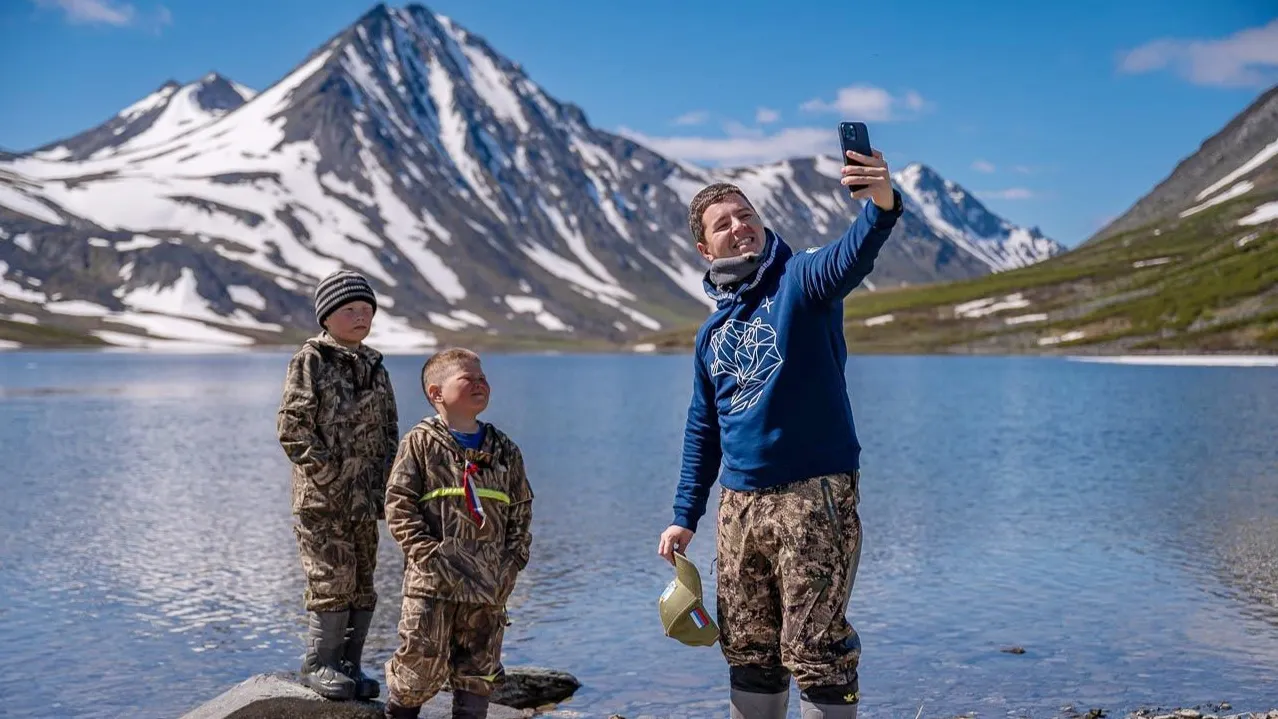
[
  {"xmin": 384, "ymin": 416, "xmax": 534, "ymax": 606},
  {"xmin": 277, "ymin": 332, "xmax": 399, "ymax": 520}
]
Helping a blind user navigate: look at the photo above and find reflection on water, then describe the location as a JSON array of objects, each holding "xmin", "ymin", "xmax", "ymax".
[{"xmin": 1, "ymin": 352, "xmax": 1277, "ymax": 718}]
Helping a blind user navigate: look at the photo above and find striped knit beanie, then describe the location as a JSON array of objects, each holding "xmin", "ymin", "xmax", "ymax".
[{"xmin": 314, "ymin": 269, "xmax": 377, "ymax": 327}]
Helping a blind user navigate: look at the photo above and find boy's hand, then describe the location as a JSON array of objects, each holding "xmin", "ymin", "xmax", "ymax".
[{"xmin": 657, "ymin": 525, "xmax": 694, "ymax": 565}]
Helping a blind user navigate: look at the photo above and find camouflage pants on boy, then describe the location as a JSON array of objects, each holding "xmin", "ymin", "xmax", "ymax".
[
  {"xmin": 384, "ymin": 596, "xmax": 508, "ymax": 707},
  {"xmin": 293, "ymin": 511, "xmax": 380, "ymax": 612},
  {"xmin": 716, "ymin": 471, "xmax": 863, "ymax": 703}
]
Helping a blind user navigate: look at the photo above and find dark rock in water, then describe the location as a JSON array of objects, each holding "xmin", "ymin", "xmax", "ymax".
[
  {"xmin": 179, "ymin": 672, "xmax": 529, "ymax": 719},
  {"xmin": 490, "ymin": 666, "xmax": 582, "ymax": 710}
]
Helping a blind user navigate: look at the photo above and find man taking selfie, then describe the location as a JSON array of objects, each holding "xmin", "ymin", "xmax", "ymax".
[{"xmin": 658, "ymin": 147, "xmax": 902, "ymax": 719}]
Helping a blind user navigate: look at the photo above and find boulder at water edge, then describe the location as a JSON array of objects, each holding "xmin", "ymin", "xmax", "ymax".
[
  {"xmin": 178, "ymin": 672, "xmax": 534, "ymax": 719},
  {"xmin": 489, "ymin": 667, "xmax": 583, "ymax": 710}
]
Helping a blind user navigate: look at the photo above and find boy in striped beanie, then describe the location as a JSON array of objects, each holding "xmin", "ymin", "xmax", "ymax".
[{"xmin": 276, "ymin": 268, "xmax": 400, "ymax": 702}]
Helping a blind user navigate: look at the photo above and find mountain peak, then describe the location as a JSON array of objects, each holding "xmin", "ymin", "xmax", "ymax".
[
  {"xmin": 23, "ymin": 71, "xmax": 255, "ymax": 160},
  {"xmin": 192, "ymin": 72, "xmax": 255, "ymax": 110},
  {"xmin": 896, "ymin": 162, "xmax": 949, "ymax": 196},
  {"xmin": 0, "ymin": 2, "xmax": 1067, "ymax": 352},
  {"xmin": 1090, "ymin": 82, "xmax": 1278, "ymax": 242},
  {"xmin": 898, "ymin": 161, "xmax": 942, "ymax": 181},
  {"xmin": 892, "ymin": 161, "xmax": 1065, "ymax": 271}
]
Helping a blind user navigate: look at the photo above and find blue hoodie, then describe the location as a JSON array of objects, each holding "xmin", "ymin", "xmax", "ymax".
[{"xmin": 671, "ymin": 191, "xmax": 903, "ymax": 532}]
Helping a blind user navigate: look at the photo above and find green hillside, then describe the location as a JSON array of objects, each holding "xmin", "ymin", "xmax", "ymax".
[{"xmin": 643, "ymin": 190, "xmax": 1278, "ymax": 355}]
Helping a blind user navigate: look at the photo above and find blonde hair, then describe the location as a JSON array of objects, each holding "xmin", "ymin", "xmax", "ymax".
[{"xmin": 420, "ymin": 347, "xmax": 482, "ymax": 404}]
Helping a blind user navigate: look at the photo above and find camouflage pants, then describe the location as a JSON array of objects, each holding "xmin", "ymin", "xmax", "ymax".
[
  {"xmin": 293, "ymin": 511, "xmax": 379, "ymax": 613},
  {"xmin": 384, "ymin": 597, "xmax": 508, "ymax": 707},
  {"xmin": 716, "ymin": 471, "xmax": 863, "ymax": 692}
]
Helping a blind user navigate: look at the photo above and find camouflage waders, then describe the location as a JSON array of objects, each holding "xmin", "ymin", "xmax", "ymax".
[
  {"xmin": 716, "ymin": 471, "xmax": 863, "ymax": 717},
  {"xmin": 384, "ymin": 596, "xmax": 508, "ymax": 711}
]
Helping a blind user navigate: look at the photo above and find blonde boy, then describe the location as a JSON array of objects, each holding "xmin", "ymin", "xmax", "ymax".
[
  {"xmin": 277, "ymin": 269, "xmax": 399, "ymax": 701},
  {"xmin": 382, "ymin": 348, "xmax": 534, "ymax": 719}
]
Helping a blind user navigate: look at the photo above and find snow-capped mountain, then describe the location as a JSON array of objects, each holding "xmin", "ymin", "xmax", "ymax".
[
  {"xmin": 28, "ymin": 73, "xmax": 257, "ymax": 163},
  {"xmin": 894, "ymin": 163, "xmax": 1063, "ymax": 270},
  {"xmin": 0, "ymin": 2, "xmax": 1061, "ymax": 351}
]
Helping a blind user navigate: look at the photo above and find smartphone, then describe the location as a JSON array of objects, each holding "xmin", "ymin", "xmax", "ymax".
[{"xmin": 839, "ymin": 122, "xmax": 873, "ymax": 192}]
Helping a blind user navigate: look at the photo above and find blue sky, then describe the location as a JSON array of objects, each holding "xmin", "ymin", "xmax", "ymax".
[{"xmin": 1, "ymin": 1, "xmax": 1276, "ymax": 246}]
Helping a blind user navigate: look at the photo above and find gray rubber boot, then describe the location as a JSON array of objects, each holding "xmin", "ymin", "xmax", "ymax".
[
  {"xmin": 729, "ymin": 688, "xmax": 789, "ymax": 719},
  {"xmin": 341, "ymin": 609, "xmax": 380, "ymax": 699},
  {"xmin": 299, "ymin": 610, "xmax": 356, "ymax": 700},
  {"xmin": 452, "ymin": 689, "xmax": 490, "ymax": 719},
  {"xmin": 800, "ymin": 699, "xmax": 859, "ymax": 718}
]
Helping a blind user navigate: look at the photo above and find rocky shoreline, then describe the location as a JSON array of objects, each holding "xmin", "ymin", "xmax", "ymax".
[
  {"xmin": 1042, "ymin": 709, "xmax": 1278, "ymax": 719},
  {"xmin": 601, "ymin": 707, "xmax": 1278, "ymax": 719},
  {"xmin": 178, "ymin": 667, "xmax": 581, "ymax": 719},
  {"xmin": 923, "ymin": 708, "xmax": 1278, "ymax": 719},
  {"xmin": 179, "ymin": 672, "xmax": 1277, "ymax": 719}
]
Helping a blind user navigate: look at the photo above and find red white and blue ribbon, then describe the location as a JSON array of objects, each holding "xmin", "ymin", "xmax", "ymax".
[{"xmin": 462, "ymin": 461, "xmax": 487, "ymax": 529}]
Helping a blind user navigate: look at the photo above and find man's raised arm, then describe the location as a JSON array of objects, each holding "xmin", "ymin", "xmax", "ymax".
[{"xmin": 794, "ymin": 150, "xmax": 903, "ymax": 304}]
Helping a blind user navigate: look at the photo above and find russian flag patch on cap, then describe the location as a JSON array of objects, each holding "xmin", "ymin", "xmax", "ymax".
[{"xmin": 690, "ymin": 606, "xmax": 710, "ymax": 629}]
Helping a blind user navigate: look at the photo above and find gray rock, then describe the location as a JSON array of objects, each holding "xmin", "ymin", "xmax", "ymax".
[
  {"xmin": 178, "ymin": 672, "xmax": 530, "ymax": 719},
  {"xmin": 490, "ymin": 666, "xmax": 582, "ymax": 710}
]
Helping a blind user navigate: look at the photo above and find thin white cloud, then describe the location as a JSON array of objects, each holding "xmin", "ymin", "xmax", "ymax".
[
  {"xmin": 978, "ymin": 188, "xmax": 1035, "ymax": 200},
  {"xmin": 756, "ymin": 107, "xmax": 780, "ymax": 124},
  {"xmin": 800, "ymin": 84, "xmax": 932, "ymax": 121},
  {"xmin": 972, "ymin": 159, "xmax": 996, "ymax": 173},
  {"xmin": 34, "ymin": 0, "xmax": 170, "ymax": 30},
  {"xmin": 616, "ymin": 125, "xmax": 833, "ymax": 166},
  {"xmin": 1118, "ymin": 18, "xmax": 1278, "ymax": 87},
  {"xmin": 36, "ymin": 0, "xmax": 134, "ymax": 25},
  {"xmin": 672, "ymin": 110, "xmax": 710, "ymax": 126}
]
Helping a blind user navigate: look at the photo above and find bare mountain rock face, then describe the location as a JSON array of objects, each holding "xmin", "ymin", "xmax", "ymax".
[
  {"xmin": 0, "ymin": 2, "xmax": 1062, "ymax": 351},
  {"xmin": 1091, "ymin": 84, "xmax": 1278, "ymax": 243}
]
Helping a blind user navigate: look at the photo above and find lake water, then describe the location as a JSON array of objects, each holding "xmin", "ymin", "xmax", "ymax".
[{"xmin": 2, "ymin": 351, "xmax": 1277, "ymax": 718}]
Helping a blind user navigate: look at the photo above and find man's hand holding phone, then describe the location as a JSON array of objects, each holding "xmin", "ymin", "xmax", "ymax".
[{"xmin": 842, "ymin": 149, "xmax": 895, "ymax": 211}]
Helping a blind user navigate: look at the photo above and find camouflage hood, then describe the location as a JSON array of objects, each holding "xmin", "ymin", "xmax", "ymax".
[
  {"xmin": 415, "ymin": 415, "xmax": 505, "ymax": 467},
  {"xmin": 304, "ymin": 332, "xmax": 385, "ymax": 376}
]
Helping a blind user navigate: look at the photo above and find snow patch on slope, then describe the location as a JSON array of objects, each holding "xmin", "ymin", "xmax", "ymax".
[
  {"xmin": 1238, "ymin": 201, "xmax": 1278, "ymax": 226},
  {"xmin": 1197, "ymin": 138, "xmax": 1278, "ymax": 201},
  {"xmin": 505, "ymin": 295, "xmax": 569, "ymax": 331}
]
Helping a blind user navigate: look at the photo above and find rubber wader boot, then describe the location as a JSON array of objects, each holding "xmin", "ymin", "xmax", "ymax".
[
  {"xmin": 384, "ymin": 701, "xmax": 422, "ymax": 719},
  {"xmin": 452, "ymin": 690, "xmax": 490, "ymax": 719},
  {"xmin": 730, "ymin": 689, "xmax": 789, "ymax": 719},
  {"xmin": 800, "ymin": 700, "xmax": 859, "ymax": 718},
  {"xmin": 300, "ymin": 610, "xmax": 356, "ymax": 700},
  {"xmin": 341, "ymin": 608, "xmax": 380, "ymax": 699}
]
